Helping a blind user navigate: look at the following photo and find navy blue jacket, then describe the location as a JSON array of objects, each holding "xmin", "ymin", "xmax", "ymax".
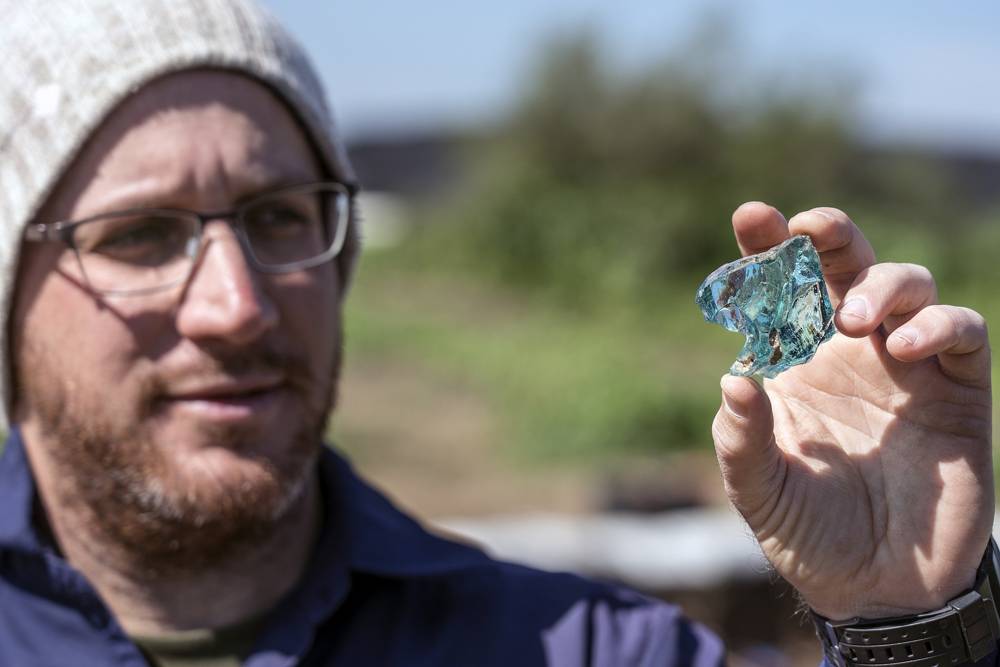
[{"xmin": 0, "ymin": 430, "xmax": 726, "ymax": 666}]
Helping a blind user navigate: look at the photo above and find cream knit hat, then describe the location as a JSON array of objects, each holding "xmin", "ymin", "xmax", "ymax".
[{"xmin": 0, "ymin": 0, "xmax": 358, "ymax": 425}]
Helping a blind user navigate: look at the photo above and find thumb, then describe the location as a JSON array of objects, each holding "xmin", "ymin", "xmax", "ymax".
[{"xmin": 712, "ymin": 375, "xmax": 785, "ymax": 522}]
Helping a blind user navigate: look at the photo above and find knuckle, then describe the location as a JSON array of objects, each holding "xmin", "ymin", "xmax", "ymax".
[
  {"xmin": 876, "ymin": 263, "xmax": 936, "ymax": 305},
  {"xmin": 926, "ymin": 305, "xmax": 965, "ymax": 348},
  {"xmin": 791, "ymin": 208, "xmax": 852, "ymax": 243},
  {"xmin": 938, "ymin": 303, "xmax": 966, "ymax": 326},
  {"xmin": 871, "ymin": 260, "xmax": 901, "ymax": 276},
  {"xmin": 944, "ymin": 310, "xmax": 964, "ymax": 348},
  {"xmin": 958, "ymin": 306, "xmax": 988, "ymax": 333},
  {"xmin": 814, "ymin": 206, "xmax": 850, "ymax": 222},
  {"xmin": 901, "ymin": 262, "xmax": 934, "ymax": 286},
  {"xmin": 862, "ymin": 262, "xmax": 902, "ymax": 288}
]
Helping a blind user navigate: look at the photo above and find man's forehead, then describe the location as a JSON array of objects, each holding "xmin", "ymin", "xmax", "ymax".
[{"xmin": 48, "ymin": 70, "xmax": 322, "ymax": 218}]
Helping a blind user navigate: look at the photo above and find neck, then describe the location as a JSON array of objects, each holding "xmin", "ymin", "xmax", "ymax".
[{"xmin": 22, "ymin": 430, "xmax": 323, "ymax": 636}]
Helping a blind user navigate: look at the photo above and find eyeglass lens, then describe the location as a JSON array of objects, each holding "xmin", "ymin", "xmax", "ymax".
[{"xmin": 70, "ymin": 185, "xmax": 345, "ymax": 294}]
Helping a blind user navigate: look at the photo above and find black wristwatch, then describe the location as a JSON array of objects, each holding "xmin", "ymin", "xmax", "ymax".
[{"xmin": 812, "ymin": 538, "xmax": 1000, "ymax": 667}]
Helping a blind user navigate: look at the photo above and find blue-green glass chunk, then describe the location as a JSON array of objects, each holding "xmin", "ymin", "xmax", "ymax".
[{"xmin": 696, "ymin": 235, "xmax": 835, "ymax": 378}]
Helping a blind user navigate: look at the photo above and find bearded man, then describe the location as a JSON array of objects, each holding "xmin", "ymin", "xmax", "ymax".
[{"xmin": 0, "ymin": 1, "xmax": 994, "ymax": 666}]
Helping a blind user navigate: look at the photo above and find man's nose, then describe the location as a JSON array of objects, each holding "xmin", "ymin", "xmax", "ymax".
[{"xmin": 174, "ymin": 223, "xmax": 278, "ymax": 344}]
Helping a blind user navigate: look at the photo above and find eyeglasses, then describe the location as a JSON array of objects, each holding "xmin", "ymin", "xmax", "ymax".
[{"xmin": 24, "ymin": 181, "xmax": 356, "ymax": 296}]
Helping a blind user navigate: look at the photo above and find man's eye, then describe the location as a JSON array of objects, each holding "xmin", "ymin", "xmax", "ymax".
[
  {"xmin": 245, "ymin": 205, "xmax": 315, "ymax": 238},
  {"xmin": 79, "ymin": 217, "xmax": 188, "ymax": 265}
]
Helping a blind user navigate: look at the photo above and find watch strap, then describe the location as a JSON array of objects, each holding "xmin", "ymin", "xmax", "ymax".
[{"xmin": 812, "ymin": 538, "xmax": 1000, "ymax": 667}]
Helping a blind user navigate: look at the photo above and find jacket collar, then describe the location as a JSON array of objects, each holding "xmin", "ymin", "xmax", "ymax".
[
  {"xmin": 328, "ymin": 451, "xmax": 492, "ymax": 577},
  {"xmin": 0, "ymin": 429, "xmax": 43, "ymax": 554}
]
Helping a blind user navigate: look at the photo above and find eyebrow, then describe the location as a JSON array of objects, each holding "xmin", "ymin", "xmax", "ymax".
[{"xmin": 78, "ymin": 173, "xmax": 323, "ymax": 218}]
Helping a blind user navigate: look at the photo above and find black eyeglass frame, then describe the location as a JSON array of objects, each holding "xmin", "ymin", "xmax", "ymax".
[{"xmin": 23, "ymin": 180, "xmax": 359, "ymax": 296}]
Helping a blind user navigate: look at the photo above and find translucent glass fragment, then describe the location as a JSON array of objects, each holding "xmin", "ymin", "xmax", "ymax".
[{"xmin": 696, "ymin": 235, "xmax": 835, "ymax": 378}]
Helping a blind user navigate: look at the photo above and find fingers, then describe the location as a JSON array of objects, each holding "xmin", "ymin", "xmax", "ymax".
[
  {"xmin": 712, "ymin": 375, "xmax": 785, "ymax": 521},
  {"xmin": 733, "ymin": 203, "xmax": 878, "ymax": 305},
  {"xmin": 835, "ymin": 263, "xmax": 937, "ymax": 337},
  {"xmin": 836, "ymin": 262, "xmax": 990, "ymax": 387},
  {"xmin": 732, "ymin": 202, "xmax": 789, "ymax": 256},
  {"xmin": 886, "ymin": 305, "xmax": 991, "ymax": 388},
  {"xmin": 787, "ymin": 207, "xmax": 877, "ymax": 303},
  {"xmin": 730, "ymin": 202, "xmax": 989, "ymax": 388}
]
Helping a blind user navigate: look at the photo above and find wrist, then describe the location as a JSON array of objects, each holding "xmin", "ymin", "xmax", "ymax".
[
  {"xmin": 811, "ymin": 539, "xmax": 1000, "ymax": 667},
  {"xmin": 805, "ymin": 564, "xmax": 980, "ymax": 622},
  {"xmin": 812, "ymin": 597, "xmax": 975, "ymax": 624}
]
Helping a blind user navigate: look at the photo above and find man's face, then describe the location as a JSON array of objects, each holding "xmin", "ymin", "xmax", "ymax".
[{"xmin": 11, "ymin": 70, "xmax": 342, "ymax": 568}]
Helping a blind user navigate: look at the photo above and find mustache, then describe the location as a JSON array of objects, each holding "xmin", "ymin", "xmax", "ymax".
[{"xmin": 145, "ymin": 343, "xmax": 321, "ymax": 402}]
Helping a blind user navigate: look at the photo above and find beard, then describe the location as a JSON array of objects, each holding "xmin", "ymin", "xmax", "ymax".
[{"xmin": 15, "ymin": 333, "xmax": 340, "ymax": 576}]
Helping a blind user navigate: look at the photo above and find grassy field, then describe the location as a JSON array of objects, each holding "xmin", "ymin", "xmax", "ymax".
[
  {"xmin": 336, "ymin": 250, "xmax": 736, "ymax": 463},
  {"xmin": 333, "ymin": 242, "xmax": 1000, "ymax": 504}
]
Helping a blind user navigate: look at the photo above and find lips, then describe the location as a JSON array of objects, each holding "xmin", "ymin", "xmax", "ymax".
[
  {"xmin": 165, "ymin": 376, "xmax": 285, "ymax": 401},
  {"xmin": 159, "ymin": 375, "xmax": 287, "ymax": 422}
]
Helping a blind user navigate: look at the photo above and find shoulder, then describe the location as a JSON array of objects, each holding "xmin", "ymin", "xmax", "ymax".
[
  {"xmin": 323, "ymin": 449, "xmax": 725, "ymax": 665},
  {"xmin": 357, "ymin": 557, "xmax": 725, "ymax": 667},
  {"xmin": 484, "ymin": 561, "xmax": 725, "ymax": 666}
]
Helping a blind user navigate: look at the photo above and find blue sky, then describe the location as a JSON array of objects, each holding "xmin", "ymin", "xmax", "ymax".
[{"xmin": 262, "ymin": 1, "xmax": 1000, "ymax": 152}]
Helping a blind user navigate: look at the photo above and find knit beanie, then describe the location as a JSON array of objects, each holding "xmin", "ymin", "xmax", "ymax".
[{"xmin": 0, "ymin": 0, "xmax": 359, "ymax": 426}]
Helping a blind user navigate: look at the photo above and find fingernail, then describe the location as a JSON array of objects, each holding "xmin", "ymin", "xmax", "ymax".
[
  {"xmin": 811, "ymin": 208, "xmax": 833, "ymax": 221},
  {"xmin": 839, "ymin": 297, "xmax": 868, "ymax": 320},
  {"xmin": 892, "ymin": 326, "xmax": 919, "ymax": 345}
]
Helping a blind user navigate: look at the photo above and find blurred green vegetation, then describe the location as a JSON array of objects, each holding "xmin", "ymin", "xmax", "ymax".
[{"xmin": 342, "ymin": 29, "xmax": 999, "ymax": 466}]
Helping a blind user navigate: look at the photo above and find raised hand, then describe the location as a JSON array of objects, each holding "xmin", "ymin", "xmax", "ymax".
[{"xmin": 711, "ymin": 202, "xmax": 993, "ymax": 620}]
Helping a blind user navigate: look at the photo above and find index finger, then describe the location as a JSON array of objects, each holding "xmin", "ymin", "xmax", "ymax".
[{"xmin": 787, "ymin": 207, "xmax": 877, "ymax": 302}]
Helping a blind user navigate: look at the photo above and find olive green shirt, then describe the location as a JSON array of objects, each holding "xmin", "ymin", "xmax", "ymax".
[{"xmin": 131, "ymin": 613, "xmax": 267, "ymax": 667}]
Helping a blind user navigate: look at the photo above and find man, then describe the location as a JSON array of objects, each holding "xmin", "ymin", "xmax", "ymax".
[{"xmin": 0, "ymin": 1, "xmax": 992, "ymax": 666}]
